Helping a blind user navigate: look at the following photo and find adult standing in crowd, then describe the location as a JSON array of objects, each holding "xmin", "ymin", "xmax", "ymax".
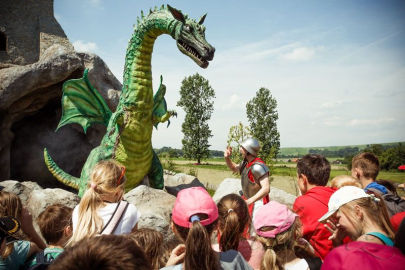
[{"xmin": 224, "ymin": 138, "xmax": 270, "ymax": 220}]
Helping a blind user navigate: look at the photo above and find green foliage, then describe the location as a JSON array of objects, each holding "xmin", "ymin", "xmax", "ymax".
[
  {"xmin": 279, "ymin": 142, "xmax": 404, "ymax": 158},
  {"xmin": 343, "ymin": 143, "xmax": 405, "ymax": 171},
  {"xmin": 158, "ymin": 152, "xmax": 178, "ymax": 173},
  {"xmin": 308, "ymin": 147, "xmax": 360, "ymax": 158},
  {"xmin": 187, "ymin": 167, "xmax": 198, "ymax": 177},
  {"xmin": 177, "ymin": 73, "xmax": 215, "ymax": 164},
  {"xmin": 226, "ymin": 122, "xmax": 252, "ymax": 164},
  {"xmin": 369, "ymin": 143, "xmax": 405, "ymax": 170},
  {"xmin": 246, "ymin": 87, "xmax": 280, "ymax": 162}
]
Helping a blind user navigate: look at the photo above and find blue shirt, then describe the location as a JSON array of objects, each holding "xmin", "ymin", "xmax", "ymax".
[
  {"xmin": 0, "ymin": 240, "xmax": 30, "ymax": 270},
  {"xmin": 364, "ymin": 182, "xmax": 388, "ymax": 195}
]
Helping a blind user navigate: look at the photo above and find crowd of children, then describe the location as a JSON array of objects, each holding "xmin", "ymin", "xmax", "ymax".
[{"xmin": 0, "ymin": 151, "xmax": 404, "ymax": 269}]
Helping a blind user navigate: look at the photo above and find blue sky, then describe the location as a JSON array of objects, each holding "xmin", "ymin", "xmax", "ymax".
[{"xmin": 55, "ymin": 0, "xmax": 405, "ymax": 150}]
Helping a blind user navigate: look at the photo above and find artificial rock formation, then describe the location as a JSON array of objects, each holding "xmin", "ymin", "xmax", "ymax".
[{"xmin": 0, "ymin": 0, "xmax": 122, "ymax": 188}]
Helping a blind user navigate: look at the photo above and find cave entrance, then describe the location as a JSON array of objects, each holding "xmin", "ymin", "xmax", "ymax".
[{"xmin": 10, "ymin": 97, "xmax": 105, "ymax": 191}]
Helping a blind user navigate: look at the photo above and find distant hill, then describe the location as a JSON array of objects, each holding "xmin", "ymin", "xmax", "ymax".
[{"xmin": 280, "ymin": 142, "xmax": 405, "ymax": 157}]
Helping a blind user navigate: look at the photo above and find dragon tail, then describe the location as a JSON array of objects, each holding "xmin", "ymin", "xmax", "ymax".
[{"xmin": 44, "ymin": 148, "xmax": 80, "ymax": 190}]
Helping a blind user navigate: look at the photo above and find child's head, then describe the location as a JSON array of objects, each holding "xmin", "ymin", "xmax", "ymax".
[
  {"xmin": 171, "ymin": 187, "xmax": 219, "ymax": 270},
  {"xmin": 217, "ymin": 193, "xmax": 250, "ymax": 251},
  {"xmin": 254, "ymin": 201, "xmax": 308, "ymax": 270},
  {"xmin": 0, "ymin": 191, "xmax": 23, "ymax": 220},
  {"xmin": 297, "ymin": 154, "xmax": 330, "ymax": 193},
  {"xmin": 0, "ymin": 191, "xmax": 26, "ymax": 258},
  {"xmin": 69, "ymin": 160, "xmax": 126, "ymax": 245},
  {"xmin": 36, "ymin": 204, "xmax": 73, "ymax": 246},
  {"xmin": 88, "ymin": 159, "xmax": 127, "ymax": 201},
  {"xmin": 129, "ymin": 228, "xmax": 165, "ymax": 269},
  {"xmin": 351, "ymin": 152, "xmax": 379, "ymax": 181},
  {"xmin": 330, "ymin": 175, "xmax": 361, "ymax": 189},
  {"xmin": 319, "ymin": 186, "xmax": 394, "ymax": 240},
  {"xmin": 49, "ymin": 234, "xmax": 151, "ymax": 270}
]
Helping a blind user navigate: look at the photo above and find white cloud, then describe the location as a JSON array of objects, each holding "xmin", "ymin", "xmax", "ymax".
[
  {"xmin": 282, "ymin": 47, "xmax": 315, "ymax": 61},
  {"xmin": 348, "ymin": 118, "xmax": 395, "ymax": 126},
  {"xmin": 73, "ymin": 40, "xmax": 99, "ymax": 53},
  {"xmin": 320, "ymin": 101, "xmax": 343, "ymax": 109},
  {"xmin": 222, "ymin": 94, "xmax": 244, "ymax": 110},
  {"xmin": 89, "ymin": 0, "xmax": 101, "ymax": 6}
]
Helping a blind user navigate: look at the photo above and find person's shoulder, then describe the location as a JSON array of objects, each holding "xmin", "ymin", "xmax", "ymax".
[{"xmin": 220, "ymin": 250, "xmax": 253, "ymax": 269}]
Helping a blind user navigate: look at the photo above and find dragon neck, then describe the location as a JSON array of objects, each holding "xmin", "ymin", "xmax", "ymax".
[{"xmin": 121, "ymin": 10, "xmax": 179, "ymax": 108}]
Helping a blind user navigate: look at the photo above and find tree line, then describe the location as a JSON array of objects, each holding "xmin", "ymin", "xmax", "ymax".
[
  {"xmin": 344, "ymin": 143, "xmax": 405, "ymax": 171},
  {"xmin": 177, "ymin": 73, "xmax": 280, "ymax": 164}
]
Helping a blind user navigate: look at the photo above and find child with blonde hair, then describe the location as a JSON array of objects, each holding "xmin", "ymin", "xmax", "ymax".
[
  {"xmin": 254, "ymin": 201, "xmax": 321, "ymax": 270},
  {"xmin": 320, "ymin": 186, "xmax": 405, "ymax": 269},
  {"xmin": 330, "ymin": 175, "xmax": 361, "ymax": 189},
  {"xmin": 70, "ymin": 160, "xmax": 140, "ymax": 245}
]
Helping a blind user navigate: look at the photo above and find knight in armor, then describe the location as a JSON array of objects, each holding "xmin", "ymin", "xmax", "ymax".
[{"xmin": 224, "ymin": 138, "xmax": 270, "ymax": 219}]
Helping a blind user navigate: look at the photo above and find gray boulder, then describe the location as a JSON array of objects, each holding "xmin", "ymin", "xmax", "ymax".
[{"xmin": 124, "ymin": 185, "xmax": 176, "ymax": 238}]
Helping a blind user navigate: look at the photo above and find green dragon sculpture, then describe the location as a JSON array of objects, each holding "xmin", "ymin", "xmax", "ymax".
[{"xmin": 44, "ymin": 5, "xmax": 215, "ymax": 197}]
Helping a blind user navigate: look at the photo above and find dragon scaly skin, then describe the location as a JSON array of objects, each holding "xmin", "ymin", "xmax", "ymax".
[{"xmin": 44, "ymin": 5, "xmax": 215, "ymax": 197}]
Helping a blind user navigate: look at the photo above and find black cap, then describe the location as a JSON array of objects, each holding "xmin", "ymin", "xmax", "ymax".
[{"xmin": 0, "ymin": 216, "xmax": 20, "ymax": 244}]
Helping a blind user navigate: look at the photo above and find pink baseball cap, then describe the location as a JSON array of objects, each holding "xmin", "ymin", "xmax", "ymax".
[
  {"xmin": 253, "ymin": 201, "xmax": 298, "ymax": 238},
  {"xmin": 172, "ymin": 187, "xmax": 218, "ymax": 228}
]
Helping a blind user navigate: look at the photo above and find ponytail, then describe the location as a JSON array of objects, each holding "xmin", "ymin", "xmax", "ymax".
[
  {"xmin": 257, "ymin": 238, "xmax": 282, "ymax": 270},
  {"xmin": 217, "ymin": 193, "xmax": 250, "ymax": 251},
  {"xmin": 257, "ymin": 218, "xmax": 306, "ymax": 270},
  {"xmin": 220, "ymin": 210, "xmax": 240, "ymax": 251},
  {"xmin": 68, "ymin": 159, "xmax": 127, "ymax": 246},
  {"xmin": 68, "ymin": 187, "xmax": 103, "ymax": 246},
  {"xmin": 174, "ymin": 218, "xmax": 219, "ymax": 270}
]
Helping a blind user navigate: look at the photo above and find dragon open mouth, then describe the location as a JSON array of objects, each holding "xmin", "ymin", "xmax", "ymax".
[{"xmin": 177, "ymin": 40, "xmax": 209, "ymax": 69}]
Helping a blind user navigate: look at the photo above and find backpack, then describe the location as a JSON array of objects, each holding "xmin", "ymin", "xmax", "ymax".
[
  {"xmin": 26, "ymin": 251, "xmax": 54, "ymax": 270},
  {"xmin": 367, "ymin": 188, "xmax": 405, "ymax": 217}
]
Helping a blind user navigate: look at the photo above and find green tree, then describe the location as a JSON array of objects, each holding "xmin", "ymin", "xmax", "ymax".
[
  {"xmin": 246, "ymin": 87, "xmax": 280, "ymax": 163},
  {"xmin": 226, "ymin": 122, "xmax": 251, "ymax": 164},
  {"xmin": 177, "ymin": 73, "xmax": 215, "ymax": 164}
]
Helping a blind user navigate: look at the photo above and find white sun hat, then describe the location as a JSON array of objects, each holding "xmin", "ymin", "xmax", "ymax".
[{"xmin": 318, "ymin": 186, "xmax": 371, "ymax": 222}]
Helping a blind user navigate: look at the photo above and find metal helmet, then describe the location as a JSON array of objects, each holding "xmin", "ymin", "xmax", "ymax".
[{"xmin": 241, "ymin": 138, "xmax": 260, "ymax": 157}]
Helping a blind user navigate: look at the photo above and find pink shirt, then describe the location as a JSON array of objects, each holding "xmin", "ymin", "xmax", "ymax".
[{"xmin": 322, "ymin": 241, "xmax": 405, "ymax": 270}]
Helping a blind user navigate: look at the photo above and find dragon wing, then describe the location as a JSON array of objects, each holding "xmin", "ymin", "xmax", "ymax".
[
  {"xmin": 153, "ymin": 75, "xmax": 169, "ymax": 128},
  {"xmin": 57, "ymin": 69, "xmax": 112, "ymax": 133}
]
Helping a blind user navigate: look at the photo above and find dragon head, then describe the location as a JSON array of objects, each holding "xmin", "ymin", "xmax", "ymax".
[{"xmin": 168, "ymin": 5, "xmax": 215, "ymax": 69}]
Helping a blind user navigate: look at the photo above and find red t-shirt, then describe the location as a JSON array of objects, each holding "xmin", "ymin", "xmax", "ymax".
[
  {"xmin": 390, "ymin": 211, "xmax": 405, "ymax": 232},
  {"xmin": 293, "ymin": 186, "xmax": 336, "ymax": 260},
  {"xmin": 322, "ymin": 241, "xmax": 405, "ymax": 270}
]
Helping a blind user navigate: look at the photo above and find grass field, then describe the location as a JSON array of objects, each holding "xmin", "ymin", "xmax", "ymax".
[{"xmin": 164, "ymin": 159, "xmax": 405, "ymax": 196}]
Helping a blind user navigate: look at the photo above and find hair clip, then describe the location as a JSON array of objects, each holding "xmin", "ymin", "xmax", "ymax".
[
  {"xmin": 227, "ymin": 208, "xmax": 234, "ymax": 214},
  {"xmin": 117, "ymin": 166, "xmax": 126, "ymax": 185},
  {"xmin": 190, "ymin": 215, "xmax": 200, "ymax": 223},
  {"xmin": 369, "ymin": 193, "xmax": 381, "ymax": 202}
]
